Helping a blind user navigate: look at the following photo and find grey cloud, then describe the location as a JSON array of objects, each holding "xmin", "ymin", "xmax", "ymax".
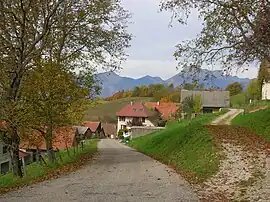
[{"xmin": 122, "ymin": 0, "xmax": 202, "ymax": 61}]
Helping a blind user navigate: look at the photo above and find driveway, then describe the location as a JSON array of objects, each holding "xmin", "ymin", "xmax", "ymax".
[
  {"xmin": 211, "ymin": 109, "xmax": 244, "ymax": 125},
  {"xmin": 0, "ymin": 139, "xmax": 199, "ymax": 202}
]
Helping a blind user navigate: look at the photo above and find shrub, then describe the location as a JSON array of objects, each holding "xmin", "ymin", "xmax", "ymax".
[{"xmin": 118, "ymin": 129, "xmax": 124, "ymax": 139}]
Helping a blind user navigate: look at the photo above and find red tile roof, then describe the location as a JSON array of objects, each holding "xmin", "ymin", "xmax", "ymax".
[
  {"xmin": 83, "ymin": 121, "xmax": 100, "ymax": 132},
  {"xmin": 116, "ymin": 102, "xmax": 152, "ymax": 118},
  {"xmin": 145, "ymin": 102, "xmax": 179, "ymax": 120},
  {"xmin": 20, "ymin": 126, "xmax": 77, "ymax": 151}
]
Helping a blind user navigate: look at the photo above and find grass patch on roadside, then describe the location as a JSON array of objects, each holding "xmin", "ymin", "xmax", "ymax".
[
  {"xmin": 129, "ymin": 113, "xmax": 222, "ymax": 183},
  {"xmin": 0, "ymin": 140, "xmax": 98, "ymax": 191},
  {"xmin": 231, "ymin": 107, "xmax": 270, "ymax": 142}
]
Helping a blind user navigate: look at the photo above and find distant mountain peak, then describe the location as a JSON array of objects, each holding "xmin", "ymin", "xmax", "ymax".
[{"xmin": 96, "ymin": 69, "xmax": 250, "ymax": 97}]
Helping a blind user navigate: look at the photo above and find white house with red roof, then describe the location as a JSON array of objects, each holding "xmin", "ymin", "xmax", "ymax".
[{"xmin": 116, "ymin": 102, "xmax": 155, "ymax": 133}]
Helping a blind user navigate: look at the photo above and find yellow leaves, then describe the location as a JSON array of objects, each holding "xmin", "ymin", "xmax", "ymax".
[{"xmin": 23, "ymin": 61, "xmax": 88, "ymax": 129}]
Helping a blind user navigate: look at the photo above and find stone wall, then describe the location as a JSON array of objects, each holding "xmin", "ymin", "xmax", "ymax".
[{"xmin": 131, "ymin": 126, "xmax": 165, "ymax": 139}]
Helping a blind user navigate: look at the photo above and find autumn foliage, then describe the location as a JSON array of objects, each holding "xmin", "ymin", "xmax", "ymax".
[{"xmin": 106, "ymin": 84, "xmax": 182, "ymax": 102}]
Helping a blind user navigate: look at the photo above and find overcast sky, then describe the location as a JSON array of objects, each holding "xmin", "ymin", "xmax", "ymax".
[{"xmin": 116, "ymin": 0, "xmax": 259, "ymax": 80}]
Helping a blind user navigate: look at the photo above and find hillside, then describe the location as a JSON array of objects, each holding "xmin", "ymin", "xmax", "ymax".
[
  {"xmin": 129, "ymin": 113, "xmax": 221, "ymax": 182},
  {"xmin": 231, "ymin": 107, "xmax": 270, "ymax": 142},
  {"xmin": 97, "ymin": 67, "xmax": 250, "ymax": 97},
  {"xmin": 84, "ymin": 97, "xmax": 153, "ymax": 123}
]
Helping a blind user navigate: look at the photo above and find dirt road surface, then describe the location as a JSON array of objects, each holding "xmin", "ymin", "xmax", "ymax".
[
  {"xmin": 211, "ymin": 108, "xmax": 244, "ymax": 125},
  {"xmin": 0, "ymin": 139, "xmax": 199, "ymax": 202}
]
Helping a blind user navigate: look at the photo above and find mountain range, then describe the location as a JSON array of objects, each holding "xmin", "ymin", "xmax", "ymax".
[{"xmin": 97, "ymin": 67, "xmax": 250, "ymax": 97}]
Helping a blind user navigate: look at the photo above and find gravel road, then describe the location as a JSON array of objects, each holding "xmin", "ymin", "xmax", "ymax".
[
  {"xmin": 211, "ymin": 109, "xmax": 244, "ymax": 125},
  {"xmin": 0, "ymin": 139, "xmax": 199, "ymax": 202}
]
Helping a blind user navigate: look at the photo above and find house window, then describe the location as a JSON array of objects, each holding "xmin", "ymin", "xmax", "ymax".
[
  {"xmin": 0, "ymin": 161, "xmax": 9, "ymax": 174},
  {"xmin": 119, "ymin": 116, "xmax": 125, "ymax": 121},
  {"xmin": 142, "ymin": 117, "xmax": 145, "ymax": 123},
  {"xmin": 3, "ymin": 146, "xmax": 8, "ymax": 154}
]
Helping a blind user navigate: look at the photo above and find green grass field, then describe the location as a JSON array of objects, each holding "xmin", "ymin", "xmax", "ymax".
[
  {"xmin": 128, "ymin": 113, "xmax": 221, "ymax": 183},
  {"xmin": 84, "ymin": 97, "xmax": 153, "ymax": 123},
  {"xmin": 0, "ymin": 140, "xmax": 98, "ymax": 189},
  {"xmin": 230, "ymin": 93, "xmax": 246, "ymax": 108},
  {"xmin": 231, "ymin": 107, "xmax": 270, "ymax": 142},
  {"xmin": 230, "ymin": 93, "xmax": 270, "ymax": 111}
]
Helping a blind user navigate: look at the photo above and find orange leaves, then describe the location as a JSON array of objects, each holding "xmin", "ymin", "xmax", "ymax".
[{"xmin": 206, "ymin": 125, "xmax": 270, "ymax": 154}]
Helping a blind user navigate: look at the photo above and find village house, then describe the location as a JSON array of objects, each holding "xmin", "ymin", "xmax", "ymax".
[
  {"xmin": 262, "ymin": 81, "xmax": 270, "ymax": 100},
  {"xmin": 0, "ymin": 122, "xmax": 33, "ymax": 174},
  {"xmin": 102, "ymin": 123, "xmax": 117, "ymax": 139},
  {"xmin": 116, "ymin": 102, "xmax": 155, "ymax": 133},
  {"xmin": 0, "ymin": 140, "xmax": 32, "ymax": 174},
  {"xmin": 74, "ymin": 126, "xmax": 92, "ymax": 139},
  {"xmin": 144, "ymin": 101, "xmax": 179, "ymax": 120},
  {"xmin": 0, "ymin": 140, "xmax": 10, "ymax": 174},
  {"xmin": 83, "ymin": 121, "xmax": 105, "ymax": 138},
  {"xmin": 20, "ymin": 126, "xmax": 79, "ymax": 160},
  {"xmin": 260, "ymin": 59, "xmax": 270, "ymax": 100},
  {"xmin": 180, "ymin": 89, "xmax": 230, "ymax": 113}
]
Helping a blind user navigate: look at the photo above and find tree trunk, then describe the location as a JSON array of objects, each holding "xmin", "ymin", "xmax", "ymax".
[
  {"xmin": 10, "ymin": 127, "xmax": 23, "ymax": 177},
  {"xmin": 65, "ymin": 143, "xmax": 70, "ymax": 157},
  {"xmin": 36, "ymin": 147, "xmax": 40, "ymax": 164},
  {"xmin": 46, "ymin": 125, "xmax": 55, "ymax": 163}
]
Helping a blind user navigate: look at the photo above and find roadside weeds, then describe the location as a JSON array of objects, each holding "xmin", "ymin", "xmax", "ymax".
[{"xmin": 0, "ymin": 140, "xmax": 98, "ymax": 195}]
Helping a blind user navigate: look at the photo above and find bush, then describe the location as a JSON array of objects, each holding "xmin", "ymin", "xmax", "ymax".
[
  {"xmin": 0, "ymin": 140, "xmax": 98, "ymax": 189},
  {"xmin": 118, "ymin": 129, "xmax": 124, "ymax": 139},
  {"xmin": 157, "ymin": 119, "xmax": 167, "ymax": 127}
]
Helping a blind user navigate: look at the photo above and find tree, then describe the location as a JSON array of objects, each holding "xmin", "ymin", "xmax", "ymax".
[
  {"xmin": 225, "ymin": 82, "xmax": 243, "ymax": 96},
  {"xmin": 183, "ymin": 83, "xmax": 196, "ymax": 90},
  {"xmin": 246, "ymin": 79, "xmax": 261, "ymax": 100},
  {"xmin": 161, "ymin": 0, "xmax": 270, "ymax": 73},
  {"xmin": 0, "ymin": 0, "xmax": 131, "ymax": 176},
  {"xmin": 174, "ymin": 107, "xmax": 182, "ymax": 120},
  {"xmin": 22, "ymin": 63, "xmax": 89, "ymax": 163},
  {"xmin": 182, "ymin": 96, "xmax": 194, "ymax": 119},
  {"xmin": 193, "ymin": 95, "xmax": 202, "ymax": 113},
  {"xmin": 257, "ymin": 59, "xmax": 270, "ymax": 92}
]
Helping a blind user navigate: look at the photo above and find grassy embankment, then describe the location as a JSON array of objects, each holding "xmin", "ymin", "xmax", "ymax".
[
  {"xmin": 84, "ymin": 97, "xmax": 153, "ymax": 123},
  {"xmin": 129, "ymin": 113, "xmax": 223, "ymax": 183},
  {"xmin": 0, "ymin": 140, "xmax": 98, "ymax": 193},
  {"xmin": 231, "ymin": 107, "xmax": 270, "ymax": 142},
  {"xmin": 230, "ymin": 93, "xmax": 270, "ymax": 111}
]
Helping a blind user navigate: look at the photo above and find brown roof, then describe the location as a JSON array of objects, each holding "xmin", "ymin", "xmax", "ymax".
[
  {"xmin": 83, "ymin": 121, "xmax": 101, "ymax": 132},
  {"xmin": 180, "ymin": 90, "xmax": 230, "ymax": 108},
  {"xmin": 20, "ymin": 126, "xmax": 77, "ymax": 151},
  {"xmin": 145, "ymin": 102, "xmax": 179, "ymax": 120},
  {"xmin": 116, "ymin": 102, "xmax": 153, "ymax": 118},
  {"xmin": 19, "ymin": 150, "xmax": 31, "ymax": 158},
  {"xmin": 102, "ymin": 123, "xmax": 117, "ymax": 135}
]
